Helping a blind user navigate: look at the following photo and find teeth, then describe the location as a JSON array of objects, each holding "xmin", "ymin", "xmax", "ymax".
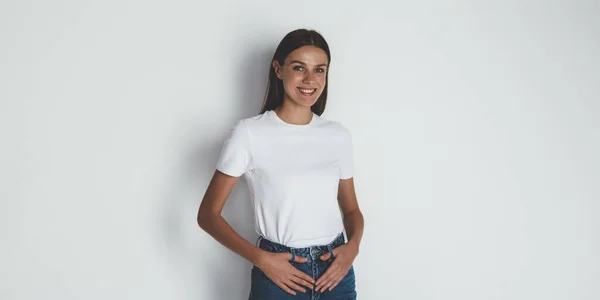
[{"xmin": 299, "ymin": 88, "xmax": 316, "ymax": 94}]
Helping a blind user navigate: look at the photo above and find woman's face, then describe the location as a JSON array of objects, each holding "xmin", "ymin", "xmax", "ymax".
[{"xmin": 273, "ymin": 46, "xmax": 329, "ymax": 108}]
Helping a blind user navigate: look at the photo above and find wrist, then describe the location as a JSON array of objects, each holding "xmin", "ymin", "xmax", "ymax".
[
  {"xmin": 249, "ymin": 248, "xmax": 268, "ymax": 267},
  {"xmin": 346, "ymin": 240, "xmax": 360, "ymax": 255}
]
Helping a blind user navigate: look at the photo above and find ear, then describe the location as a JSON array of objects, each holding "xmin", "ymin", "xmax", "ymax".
[{"xmin": 272, "ymin": 60, "xmax": 282, "ymax": 79}]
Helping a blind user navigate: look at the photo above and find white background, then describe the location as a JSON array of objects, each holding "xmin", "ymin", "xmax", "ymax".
[{"xmin": 1, "ymin": 0, "xmax": 599, "ymax": 299}]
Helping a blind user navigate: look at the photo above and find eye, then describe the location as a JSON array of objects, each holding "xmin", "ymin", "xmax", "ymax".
[
  {"xmin": 292, "ymin": 65, "xmax": 304, "ymax": 71},
  {"xmin": 316, "ymin": 68, "xmax": 326, "ymax": 73}
]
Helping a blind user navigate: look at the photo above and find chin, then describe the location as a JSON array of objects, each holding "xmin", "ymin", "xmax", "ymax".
[
  {"xmin": 292, "ymin": 98, "xmax": 319, "ymax": 108},
  {"xmin": 291, "ymin": 102, "xmax": 313, "ymax": 108},
  {"xmin": 285, "ymin": 90, "xmax": 322, "ymax": 107}
]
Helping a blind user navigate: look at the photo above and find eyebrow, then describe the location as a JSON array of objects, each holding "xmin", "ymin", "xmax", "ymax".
[{"xmin": 288, "ymin": 60, "xmax": 328, "ymax": 67}]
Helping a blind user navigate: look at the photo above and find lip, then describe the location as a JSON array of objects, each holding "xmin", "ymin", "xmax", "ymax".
[{"xmin": 297, "ymin": 87, "xmax": 317, "ymax": 95}]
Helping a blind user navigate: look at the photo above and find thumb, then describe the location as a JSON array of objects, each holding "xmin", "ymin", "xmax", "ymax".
[
  {"xmin": 286, "ymin": 253, "xmax": 309, "ymax": 263},
  {"xmin": 293, "ymin": 255, "xmax": 309, "ymax": 263},
  {"xmin": 320, "ymin": 251, "xmax": 333, "ymax": 261}
]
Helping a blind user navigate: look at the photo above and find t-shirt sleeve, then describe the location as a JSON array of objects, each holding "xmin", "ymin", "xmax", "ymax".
[
  {"xmin": 338, "ymin": 125, "xmax": 355, "ymax": 180},
  {"xmin": 215, "ymin": 120, "xmax": 252, "ymax": 177}
]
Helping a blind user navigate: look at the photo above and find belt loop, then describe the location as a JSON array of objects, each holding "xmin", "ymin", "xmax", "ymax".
[
  {"xmin": 289, "ymin": 247, "xmax": 296, "ymax": 263},
  {"xmin": 255, "ymin": 235, "xmax": 263, "ymax": 247},
  {"xmin": 326, "ymin": 244, "xmax": 334, "ymax": 262}
]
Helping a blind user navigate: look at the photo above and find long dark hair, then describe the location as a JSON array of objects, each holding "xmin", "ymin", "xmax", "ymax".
[{"xmin": 259, "ymin": 29, "xmax": 331, "ymax": 116}]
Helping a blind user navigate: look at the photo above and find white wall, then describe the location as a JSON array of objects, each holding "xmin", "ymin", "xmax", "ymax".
[{"xmin": 1, "ymin": 0, "xmax": 599, "ymax": 299}]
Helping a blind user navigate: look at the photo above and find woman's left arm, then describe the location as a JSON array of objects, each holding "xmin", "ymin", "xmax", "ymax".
[
  {"xmin": 338, "ymin": 177, "xmax": 364, "ymax": 252},
  {"xmin": 315, "ymin": 177, "xmax": 364, "ymax": 292}
]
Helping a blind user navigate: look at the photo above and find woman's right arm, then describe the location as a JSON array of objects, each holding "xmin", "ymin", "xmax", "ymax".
[
  {"xmin": 197, "ymin": 169, "xmax": 315, "ymax": 295},
  {"xmin": 197, "ymin": 170, "xmax": 264, "ymax": 265}
]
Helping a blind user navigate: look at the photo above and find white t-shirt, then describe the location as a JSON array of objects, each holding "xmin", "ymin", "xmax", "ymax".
[{"xmin": 216, "ymin": 109, "xmax": 355, "ymax": 248}]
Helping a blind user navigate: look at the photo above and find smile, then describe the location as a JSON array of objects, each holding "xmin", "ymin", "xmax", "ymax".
[{"xmin": 298, "ymin": 88, "xmax": 317, "ymax": 95}]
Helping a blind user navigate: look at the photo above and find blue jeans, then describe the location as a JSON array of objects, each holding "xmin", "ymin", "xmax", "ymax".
[{"xmin": 249, "ymin": 233, "xmax": 357, "ymax": 300}]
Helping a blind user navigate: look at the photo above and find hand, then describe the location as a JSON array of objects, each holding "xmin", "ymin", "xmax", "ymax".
[
  {"xmin": 255, "ymin": 251, "xmax": 315, "ymax": 295},
  {"xmin": 314, "ymin": 243, "xmax": 359, "ymax": 292}
]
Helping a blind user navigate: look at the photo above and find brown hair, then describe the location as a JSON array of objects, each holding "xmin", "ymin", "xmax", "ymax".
[{"xmin": 259, "ymin": 29, "xmax": 331, "ymax": 116}]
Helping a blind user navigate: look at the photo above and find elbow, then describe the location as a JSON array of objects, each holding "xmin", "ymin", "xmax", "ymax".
[
  {"xmin": 343, "ymin": 208, "xmax": 363, "ymax": 219},
  {"xmin": 197, "ymin": 207, "xmax": 219, "ymax": 231},
  {"xmin": 196, "ymin": 207, "xmax": 210, "ymax": 230},
  {"xmin": 197, "ymin": 212, "xmax": 204, "ymax": 229}
]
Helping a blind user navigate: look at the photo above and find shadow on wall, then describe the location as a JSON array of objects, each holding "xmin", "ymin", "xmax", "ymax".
[{"xmin": 158, "ymin": 41, "xmax": 275, "ymax": 299}]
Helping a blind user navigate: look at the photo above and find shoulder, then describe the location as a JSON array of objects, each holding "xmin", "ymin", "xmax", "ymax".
[
  {"xmin": 226, "ymin": 112, "xmax": 269, "ymax": 132},
  {"xmin": 333, "ymin": 121, "xmax": 352, "ymax": 136},
  {"xmin": 239, "ymin": 111, "xmax": 271, "ymax": 128},
  {"xmin": 315, "ymin": 115, "xmax": 352, "ymax": 138}
]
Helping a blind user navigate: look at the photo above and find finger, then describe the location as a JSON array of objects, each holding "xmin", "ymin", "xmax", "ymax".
[
  {"xmin": 274, "ymin": 280, "xmax": 296, "ymax": 295},
  {"xmin": 315, "ymin": 271, "xmax": 339, "ymax": 291},
  {"xmin": 285, "ymin": 252, "xmax": 308, "ymax": 263},
  {"xmin": 321, "ymin": 273, "xmax": 343, "ymax": 293},
  {"xmin": 293, "ymin": 270, "xmax": 315, "ymax": 285},
  {"xmin": 293, "ymin": 255, "xmax": 309, "ymax": 263},
  {"xmin": 319, "ymin": 248, "xmax": 338, "ymax": 261},
  {"xmin": 291, "ymin": 275, "xmax": 314, "ymax": 290},
  {"xmin": 320, "ymin": 280, "xmax": 335, "ymax": 293},
  {"xmin": 285, "ymin": 279, "xmax": 306, "ymax": 293},
  {"xmin": 315, "ymin": 263, "xmax": 340, "ymax": 286},
  {"xmin": 319, "ymin": 252, "xmax": 331, "ymax": 261},
  {"xmin": 328, "ymin": 275, "xmax": 344, "ymax": 291}
]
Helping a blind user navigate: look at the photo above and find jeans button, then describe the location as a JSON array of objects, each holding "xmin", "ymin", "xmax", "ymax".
[{"xmin": 311, "ymin": 249, "xmax": 319, "ymax": 255}]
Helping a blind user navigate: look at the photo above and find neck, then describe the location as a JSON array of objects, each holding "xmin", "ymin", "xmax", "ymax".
[{"xmin": 274, "ymin": 100, "xmax": 313, "ymax": 125}]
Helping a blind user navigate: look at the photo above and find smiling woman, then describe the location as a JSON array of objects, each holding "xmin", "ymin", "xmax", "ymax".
[
  {"xmin": 260, "ymin": 29, "xmax": 332, "ymax": 117},
  {"xmin": 271, "ymin": 49, "xmax": 328, "ymax": 105},
  {"xmin": 197, "ymin": 29, "xmax": 363, "ymax": 300}
]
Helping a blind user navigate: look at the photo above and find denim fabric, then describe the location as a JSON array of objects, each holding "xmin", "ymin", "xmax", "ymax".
[{"xmin": 249, "ymin": 233, "xmax": 357, "ymax": 300}]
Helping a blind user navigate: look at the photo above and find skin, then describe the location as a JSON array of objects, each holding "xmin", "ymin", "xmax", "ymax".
[
  {"xmin": 271, "ymin": 45, "xmax": 327, "ymax": 124},
  {"xmin": 197, "ymin": 45, "xmax": 364, "ymax": 295}
]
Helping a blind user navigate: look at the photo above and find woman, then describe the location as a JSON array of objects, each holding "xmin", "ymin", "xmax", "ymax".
[{"xmin": 197, "ymin": 29, "xmax": 364, "ymax": 300}]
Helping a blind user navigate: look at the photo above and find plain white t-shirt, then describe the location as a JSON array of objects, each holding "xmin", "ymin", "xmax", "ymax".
[{"xmin": 216, "ymin": 109, "xmax": 355, "ymax": 248}]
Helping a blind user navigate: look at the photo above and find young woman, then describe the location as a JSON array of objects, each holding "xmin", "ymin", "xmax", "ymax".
[{"xmin": 197, "ymin": 29, "xmax": 364, "ymax": 300}]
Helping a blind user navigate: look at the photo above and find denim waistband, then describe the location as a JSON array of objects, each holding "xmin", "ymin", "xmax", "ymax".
[{"xmin": 257, "ymin": 233, "xmax": 346, "ymax": 261}]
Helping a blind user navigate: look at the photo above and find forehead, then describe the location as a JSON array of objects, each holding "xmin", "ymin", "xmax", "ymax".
[{"xmin": 285, "ymin": 46, "xmax": 328, "ymax": 65}]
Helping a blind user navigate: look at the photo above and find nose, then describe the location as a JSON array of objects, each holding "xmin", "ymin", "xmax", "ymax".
[{"xmin": 303, "ymin": 71, "xmax": 315, "ymax": 84}]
